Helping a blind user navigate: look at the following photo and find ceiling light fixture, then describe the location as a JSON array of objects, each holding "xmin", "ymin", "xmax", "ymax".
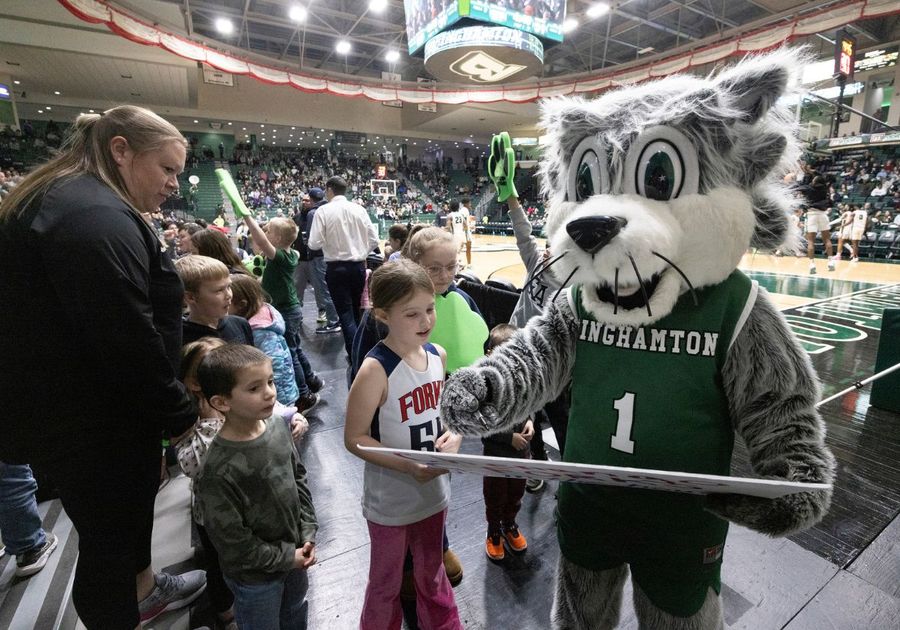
[
  {"xmin": 369, "ymin": 0, "xmax": 388, "ymax": 13},
  {"xmin": 562, "ymin": 18, "xmax": 578, "ymax": 33},
  {"xmin": 193, "ymin": 119, "xmax": 199, "ymax": 123},
  {"xmin": 215, "ymin": 18, "xmax": 234, "ymax": 35},
  {"xmin": 289, "ymin": 5, "xmax": 308, "ymax": 22},
  {"xmin": 13, "ymin": 80, "xmax": 20, "ymax": 85},
  {"xmin": 54, "ymin": 90, "xmax": 60, "ymax": 95},
  {"xmin": 637, "ymin": 46, "xmax": 655, "ymax": 55},
  {"xmin": 587, "ymin": 2, "xmax": 610, "ymax": 18},
  {"xmin": 385, "ymin": 49, "xmax": 400, "ymax": 63},
  {"xmin": 336, "ymin": 40, "xmax": 351, "ymax": 55}
]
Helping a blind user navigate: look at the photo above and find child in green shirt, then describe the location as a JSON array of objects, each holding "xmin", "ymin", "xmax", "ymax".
[{"xmin": 242, "ymin": 214, "xmax": 322, "ymax": 412}]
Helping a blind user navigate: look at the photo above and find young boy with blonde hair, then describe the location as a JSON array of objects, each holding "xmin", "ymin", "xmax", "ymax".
[
  {"xmin": 175, "ymin": 255, "xmax": 253, "ymax": 346},
  {"xmin": 242, "ymin": 214, "xmax": 322, "ymax": 412}
]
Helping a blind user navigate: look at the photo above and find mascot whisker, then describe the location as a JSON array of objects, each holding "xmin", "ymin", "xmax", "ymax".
[{"xmin": 440, "ymin": 48, "xmax": 836, "ymax": 630}]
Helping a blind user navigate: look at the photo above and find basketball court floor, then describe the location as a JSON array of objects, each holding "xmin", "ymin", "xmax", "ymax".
[{"xmin": 1, "ymin": 234, "xmax": 898, "ymax": 629}]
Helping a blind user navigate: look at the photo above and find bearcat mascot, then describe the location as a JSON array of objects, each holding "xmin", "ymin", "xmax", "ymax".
[{"xmin": 440, "ymin": 49, "xmax": 836, "ymax": 629}]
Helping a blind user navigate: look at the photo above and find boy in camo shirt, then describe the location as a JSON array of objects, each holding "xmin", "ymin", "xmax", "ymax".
[{"xmin": 196, "ymin": 344, "xmax": 317, "ymax": 629}]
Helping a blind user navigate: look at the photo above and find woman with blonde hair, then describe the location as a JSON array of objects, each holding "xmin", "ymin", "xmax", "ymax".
[{"xmin": 0, "ymin": 105, "xmax": 206, "ymax": 629}]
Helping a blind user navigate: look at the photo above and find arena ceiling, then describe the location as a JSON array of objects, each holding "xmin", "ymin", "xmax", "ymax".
[
  {"xmin": 149, "ymin": 0, "xmax": 897, "ymax": 81},
  {"xmin": 1, "ymin": 1, "xmax": 899, "ymax": 149}
]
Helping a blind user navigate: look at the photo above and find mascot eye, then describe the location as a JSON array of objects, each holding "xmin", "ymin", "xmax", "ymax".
[
  {"xmin": 623, "ymin": 126, "xmax": 699, "ymax": 201},
  {"xmin": 576, "ymin": 160, "xmax": 596, "ymax": 201},
  {"xmin": 567, "ymin": 137, "xmax": 608, "ymax": 203},
  {"xmin": 637, "ymin": 141, "xmax": 682, "ymax": 201}
]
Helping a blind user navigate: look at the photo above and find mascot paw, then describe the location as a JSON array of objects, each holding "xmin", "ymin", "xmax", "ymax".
[
  {"xmin": 487, "ymin": 132, "xmax": 518, "ymax": 202},
  {"xmin": 704, "ymin": 489, "xmax": 831, "ymax": 537},
  {"xmin": 441, "ymin": 368, "xmax": 501, "ymax": 436}
]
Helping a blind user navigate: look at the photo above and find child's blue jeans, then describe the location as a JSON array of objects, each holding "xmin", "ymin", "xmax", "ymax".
[
  {"xmin": 279, "ymin": 303, "xmax": 314, "ymax": 397},
  {"xmin": 224, "ymin": 568, "xmax": 308, "ymax": 630}
]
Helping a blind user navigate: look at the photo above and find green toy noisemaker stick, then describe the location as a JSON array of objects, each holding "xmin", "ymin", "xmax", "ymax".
[{"xmin": 215, "ymin": 168, "xmax": 251, "ymax": 218}]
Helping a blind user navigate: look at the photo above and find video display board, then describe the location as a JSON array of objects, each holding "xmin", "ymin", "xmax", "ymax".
[
  {"xmin": 405, "ymin": 0, "xmax": 565, "ymax": 55},
  {"xmin": 855, "ymin": 46, "xmax": 898, "ymax": 74},
  {"xmin": 405, "ymin": 0, "xmax": 462, "ymax": 55},
  {"xmin": 465, "ymin": 0, "xmax": 565, "ymax": 43}
]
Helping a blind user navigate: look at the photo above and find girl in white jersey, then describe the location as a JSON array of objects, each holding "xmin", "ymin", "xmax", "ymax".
[{"xmin": 345, "ymin": 259, "xmax": 463, "ymax": 630}]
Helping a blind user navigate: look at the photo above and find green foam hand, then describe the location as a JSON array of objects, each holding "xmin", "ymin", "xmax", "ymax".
[
  {"xmin": 215, "ymin": 168, "xmax": 251, "ymax": 218},
  {"xmin": 487, "ymin": 131, "xmax": 518, "ymax": 202},
  {"xmin": 244, "ymin": 254, "xmax": 267, "ymax": 278},
  {"xmin": 430, "ymin": 291, "xmax": 489, "ymax": 374}
]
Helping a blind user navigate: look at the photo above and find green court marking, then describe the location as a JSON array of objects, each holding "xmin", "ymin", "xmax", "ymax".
[
  {"xmin": 743, "ymin": 270, "xmax": 879, "ymax": 300},
  {"xmin": 780, "ymin": 284, "xmax": 900, "ymax": 396}
]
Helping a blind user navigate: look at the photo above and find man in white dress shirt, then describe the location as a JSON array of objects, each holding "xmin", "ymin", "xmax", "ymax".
[{"xmin": 308, "ymin": 176, "xmax": 379, "ymax": 357}]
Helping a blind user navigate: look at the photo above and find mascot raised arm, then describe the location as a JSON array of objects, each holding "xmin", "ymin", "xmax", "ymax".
[{"xmin": 440, "ymin": 49, "xmax": 836, "ymax": 630}]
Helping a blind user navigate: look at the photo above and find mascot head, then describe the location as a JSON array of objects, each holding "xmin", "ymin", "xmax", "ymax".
[{"xmin": 540, "ymin": 49, "xmax": 805, "ymax": 326}]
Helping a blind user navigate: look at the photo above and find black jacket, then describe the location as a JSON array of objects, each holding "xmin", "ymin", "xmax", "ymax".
[
  {"xmin": 183, "ymin": 315, "xmax": 254, "ymax": 346},
  {"xmin": 292, "ymin": 200, "xmax": 326, "ymax": 261},
  {"xmin": 0, "ymin": 174, "xmax": 196, "ymax": 462}
]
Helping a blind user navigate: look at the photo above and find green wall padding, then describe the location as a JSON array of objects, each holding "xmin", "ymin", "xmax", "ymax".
[{"xmin": 870, "ymin": 308, "xmax": 900, "ymax": 412}]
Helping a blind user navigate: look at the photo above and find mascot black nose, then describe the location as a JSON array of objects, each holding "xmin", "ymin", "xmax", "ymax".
[{"xmin": 566, "ymin": 216, "xmax": 627, "ymax": 255}]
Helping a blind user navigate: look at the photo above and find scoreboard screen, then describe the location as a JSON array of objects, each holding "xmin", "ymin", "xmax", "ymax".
[
  {"xmin": 335, "ymin": 132, "xmax": 367, "ymax": 145},
  {"xmin": 835, "ymin": 30, "xmax": 856, "ymax": 79},
  {"xmin": 405, "ymin": 0, "xmax": 566, "ymax": 55},
  {"xmin": 405, "ymin": 0, "xmax": 462, "ymax": 55},
  {"xmin": 465, "ymin": 0, "xmax": 565, "ymax": 43}
]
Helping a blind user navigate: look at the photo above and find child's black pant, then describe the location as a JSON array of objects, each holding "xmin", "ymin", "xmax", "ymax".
[{"xmin": 483, "ymin": 475, "xmax": 527, "ymax": 533}]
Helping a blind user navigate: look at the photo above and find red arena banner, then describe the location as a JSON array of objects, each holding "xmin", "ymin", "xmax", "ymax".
[{"xmin": 59, "ymin": 0, "xmax": 900, "ymax": 105}]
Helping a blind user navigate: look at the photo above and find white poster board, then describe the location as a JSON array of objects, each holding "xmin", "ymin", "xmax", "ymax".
[{"xmin": 359, "ymin": 446, "xmax": 830, "ymax": 500}]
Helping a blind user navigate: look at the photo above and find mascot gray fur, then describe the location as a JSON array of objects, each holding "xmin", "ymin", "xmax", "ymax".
[{"xmin": 440, "ymin": 49, "xmax": 836, "ymax": 629}]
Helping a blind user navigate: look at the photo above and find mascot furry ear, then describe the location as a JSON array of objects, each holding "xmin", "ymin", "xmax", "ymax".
[{"xmin": 441, "ymin": 49, "xmax": 835, "ymax": 630}]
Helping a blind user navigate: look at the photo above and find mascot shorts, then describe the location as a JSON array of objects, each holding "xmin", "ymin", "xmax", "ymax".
[
  {"xmin": 557, "ymin": 493, "xmax": 728, "ymax": 618},
  {"xmin": 562, "ymin": 547, "xmax": 724, "ymax": 618}
]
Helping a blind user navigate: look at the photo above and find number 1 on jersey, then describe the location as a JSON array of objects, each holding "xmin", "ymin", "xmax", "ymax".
[{"xmin": 611, "ymin": 392, "xmax": 636, "ymax": 454}]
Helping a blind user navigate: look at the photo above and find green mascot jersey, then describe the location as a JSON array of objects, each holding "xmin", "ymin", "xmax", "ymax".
[{"xmin": 557, "ymin": 270, "xmax": 756, "ymax": 617}]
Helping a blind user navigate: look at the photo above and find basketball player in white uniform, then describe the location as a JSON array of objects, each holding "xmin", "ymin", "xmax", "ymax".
[
  {"xmin": 847, "ymin": 205, "xmax": 868, "ymax": 262},
  {"xmin": 446, "ymin": 200, "xmax": 472, "ymax": 267},
  {"xmin": 836, "ymin": 204, "xmax": 869, "ymax": 263},
  {"xmin": 805, "ymin": 203, "xmax": 835, "ymax": 274}
]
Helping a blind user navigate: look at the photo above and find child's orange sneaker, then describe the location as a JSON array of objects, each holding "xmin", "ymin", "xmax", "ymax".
[
  {"xmin": 503, "ymin": 526, "xmax": 528, "ymax": 552},
  {"xmin": 485, "ymin": 533, "xmax": 505, "ymax": 560}
]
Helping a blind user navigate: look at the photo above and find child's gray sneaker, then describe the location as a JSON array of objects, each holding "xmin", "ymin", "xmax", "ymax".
[{"xmin": 139, "ymin": 570, "xmax": 207, "ymax": 624}]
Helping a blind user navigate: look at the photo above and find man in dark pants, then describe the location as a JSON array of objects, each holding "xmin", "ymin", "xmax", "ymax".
[
  {"xmin": 293, "ymin": 188, "xmax": 340, "ymax": 333},
  {"xmin": 307, "ymin": 176, "xmax": 379, "ymax": 358}
]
